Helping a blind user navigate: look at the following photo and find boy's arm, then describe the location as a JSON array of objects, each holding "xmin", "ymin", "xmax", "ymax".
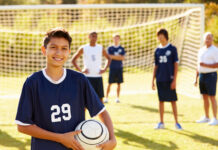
[
  {"xmin": 100, "ymin": 48, "xmax": 111, "ymax": 74},
  {"xmin": 152, "ymin": 65, "xmax": 158, "ymax": 90},
  {"xmin": 171, "ymin": 62, "xmax": 178, "ymax": 90},
  {"xmin": 109, "ymin": 55, "xmax": 125, "ymax": 61},
  {"xmin": 200, "ymin": 62, "xmax": 218, "ymax": 68},
  {"xmin": 17, "ymin": 124, "xmax": 84, "ymax": 150},
  {"xmin": 194, "ymin": 70, "xmax": 199, "ymax": 86},
  {"xmin": 72, "ymin": 48, "xmax": 86, "ymax": 73},
  {"xmin": 97, "ymin": 110, "xmax": 117, "ymax": 150}
]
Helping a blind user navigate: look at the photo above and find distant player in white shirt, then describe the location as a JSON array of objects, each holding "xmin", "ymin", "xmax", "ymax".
[
  {"xmin": 72, "ymin": 32, "xmax": 111, "ymax": 102},
  {"xmin": 195, "ymin": 32, "xmax": 218, "ymax": 126}
]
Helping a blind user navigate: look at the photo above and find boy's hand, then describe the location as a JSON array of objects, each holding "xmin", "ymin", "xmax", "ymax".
[
  {"xmin": 59, "ymin": 130, "xmax": 84, "ymax": 150},
  {"xmin": 99, "ymin": 68, "xmax": 106, "ymax": 74},
  {"xmin": 152, "ymin": 81, "xmax": 156, "ymax": 90},
  {"xmin": 170, "ymin": 80, "xmax": 176, "ymax": 90},
  {"xmin": 82, "ymin": 68, "xmax": 89, "ymax": 74},
  {"xmin": 97, "ymin": 138, "xmax": 117, "ymax": 150},
  {"xmin": 194, "ymin": 80, "xmax": 198, "ymax": 87}
]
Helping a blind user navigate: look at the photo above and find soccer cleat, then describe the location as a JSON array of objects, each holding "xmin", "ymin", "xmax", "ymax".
[
  {"xmin": 115, "ymin": 98, "xmax": 120, "ymax": 103},
  {"xmin": 154, "ymin": 122, "xmax": 164, "ymax": 129},
  {"xmin": 104, "ymin": 98, "xmax": 109, "ymax": 103},
  {"xmin": 196, "ymin": 116, "xmax": 210, "ymax": 123},
  {"xmin": 175, "ymin": 123, "xmax": 183, "ymax": 130},
  {"xmin": 208, "ymin": 118, "xmax": 218, "ymax": 125}
]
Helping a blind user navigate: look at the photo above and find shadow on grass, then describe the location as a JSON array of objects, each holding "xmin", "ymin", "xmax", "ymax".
[
  {"xmin": 115, "ymin": 128, "xmax": 178, "ymax": 150},
  {"xmin": 0, "ymin": 129, "xmax": 30, "ymax": 150},
  {"xmin": 167, "ymin": 129, "xmax": 218, "ymax": 147},
  {"xmin": 130, "ymin": 104, "xmax": 183, "ymax": 116}
]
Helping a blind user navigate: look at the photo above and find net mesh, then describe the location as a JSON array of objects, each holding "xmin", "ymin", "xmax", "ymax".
[{"xmin": 0, "ymin": 4, "xmax": 204, "ymax": 98}]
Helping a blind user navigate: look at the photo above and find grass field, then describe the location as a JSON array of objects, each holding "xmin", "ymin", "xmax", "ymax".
[{"xmin": 0, "ymin": 73, "xmax": 218, "ymax": 150}]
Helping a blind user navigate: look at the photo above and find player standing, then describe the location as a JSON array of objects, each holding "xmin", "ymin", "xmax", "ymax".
[
  {"xmin": 195, "ymin": 32, "xmax": 218, "ymax": 125},
  {"xmin": 15, "ymin": 28, "xmax": 116, "ymax": 150},
  {"xmin": 104, "ymin": 34, "xmax": 125, "ymax": 103},
  {"xmin": 152, "ymin": 28, "xmax": 182, "ymax": 130},
  {"xmin": 72, "ymin": 32, "xmax": 111, "ymax": 103}
]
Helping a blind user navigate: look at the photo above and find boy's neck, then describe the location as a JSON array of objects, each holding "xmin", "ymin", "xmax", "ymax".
[
  {"xmin": 161, "ymin": 41, "xmax": 168, "ymax": 47},
  {"xmin": 90, "ymin": 42, "xmax": 96, "ymax": 47},
  {"xmin": 45, "ymin": 66, "xmax": 64, "ymax": 81},
  {"xmin": 114, "ymin": 43, "xmax": 120, "ymax": 47}
]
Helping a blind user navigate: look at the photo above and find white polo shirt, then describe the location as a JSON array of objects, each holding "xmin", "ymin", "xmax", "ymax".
[
  {"xmin": 82, "ymin": 43, "xmax": 103, "ymax": 77},
  {"xmin": 197, "ymin": 45, "xmax": 218, "ymax": 73}
]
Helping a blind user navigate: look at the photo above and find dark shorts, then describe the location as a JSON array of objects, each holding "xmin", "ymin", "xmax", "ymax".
[
  {"xmin": 87, "ymin": 77, "xmax": 104, "ymax": 98},
  {"xmin": 156, "ymin": 81, "xmax": 177, "ymax": 102},
  {"xmin": 199, "ymin": 72, "xmax": 217, "ymax": 96},
  {"xmin": 109, "ymin": 68, "xmax": 123, "ymax": 84}
]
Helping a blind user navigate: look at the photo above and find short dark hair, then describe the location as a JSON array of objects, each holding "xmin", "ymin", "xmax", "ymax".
[
  {"xmin": 157, "ymin": 28, "xmax": 169, "ymax": 41},
  {"xmin": 43, "ymin": 28, "xmax": 72, "ymax": 48},
  {"xmin": 89, "ymin": 31, "xmax": 97, "ymax": 36}
]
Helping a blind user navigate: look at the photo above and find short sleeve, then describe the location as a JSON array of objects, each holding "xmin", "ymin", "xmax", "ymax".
[
  {"xmin": 172, "ymin": 47, "xmax": 179, "ymax": 63},
  {"xmin": 83, "ymin": 77, "xmax": 105, "ymax": 117},
  {"xmin": 154, "ymin": 49, "xmax": 159, "ymax": 66},
  {"xmin": 15, "ymin": 79, "xmax": 34, "ymax": 125},
  {"xmin": 107, "ymin": 47, "xmax": 113, "ymax": 55},
  {"xmin": 121, "ymin": 48, "xmax": 126, "ymax": 56},
  {"xmin": 214, "ymin": 49, "xmax": 218, "ymax": 63}
]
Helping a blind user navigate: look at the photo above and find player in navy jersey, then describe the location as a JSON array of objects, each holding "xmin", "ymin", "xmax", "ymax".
[
  {"xmin": 152, "ymin": 28, "xmax": 182, "ymax": 130},
  {"xmin": 15, "ymin": 28, "xmax": 117, "ymax": 150},
  {"xmin": 104, "ymin": 34, "xmax": 125, "ymax": 103}
]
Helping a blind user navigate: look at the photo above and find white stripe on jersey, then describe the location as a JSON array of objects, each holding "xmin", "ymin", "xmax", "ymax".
[{"xmin": 15, "ymin": 120, "xmax": 31, "ymax": 126}]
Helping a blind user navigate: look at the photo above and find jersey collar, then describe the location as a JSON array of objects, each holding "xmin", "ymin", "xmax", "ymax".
[
  {"xmin": 112, "ymin": 45, "xmax": 120, "ymax": 48},
  {"xmin": 159, "ymin": 43, "xmax": 170, "ymax": 49},
  {"xmin": 42, "ymin": 68, "xmax": 67, "ymax": 84}
]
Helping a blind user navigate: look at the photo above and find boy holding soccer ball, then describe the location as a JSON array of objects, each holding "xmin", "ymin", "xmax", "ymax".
[
  {"xmin": 152, "ymin": 28, "xmax": 182, "ymax": 130},
  {"xmin": 15, "ymin": 28, "xmax": 116, "ymax": 150}
]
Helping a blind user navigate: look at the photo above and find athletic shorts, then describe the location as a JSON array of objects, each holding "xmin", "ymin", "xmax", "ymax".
[
  {"xmin": 109, "ymin": 68, "xmax": 123, "ymax": 84},
  {"xmin": 87, "ymin": 77, "xmax": 104, "ymax": 98},
  {"xmin": 199, "ymin": 72, "xmax": 217, "ymax": 96},
  {"xmin": 156, "ymin": 81, "xmax": 177, "ymax": 102}
]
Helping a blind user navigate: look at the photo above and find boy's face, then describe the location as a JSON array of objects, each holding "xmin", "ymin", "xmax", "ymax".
[
  {"xmin": 157, "ymin": 34, "xmax": 167, "ymax": 44},
  {"xmin": 204, "ymin": 34, "xmax": 213, "ymax": 47},
  {"xmin": 89, "ymin": 33, "xmax": 97, "ymax": 43},
  {"xmin": 42, "ymin": 37, "xmax": 70, "ymax": 68},
  {"xmin": 113, "ymin": 36, "xmax": 120, "ymax": 44}
]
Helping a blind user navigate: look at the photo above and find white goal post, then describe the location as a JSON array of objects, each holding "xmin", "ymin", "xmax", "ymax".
[{"xmin": 0, "ymin": 4, "xmax": 204, "ymax": 98}]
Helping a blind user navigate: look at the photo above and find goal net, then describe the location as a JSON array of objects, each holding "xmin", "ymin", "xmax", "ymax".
[{"xmin": 0, "ymin": 4, "xmax": 204, "ymax": 99}]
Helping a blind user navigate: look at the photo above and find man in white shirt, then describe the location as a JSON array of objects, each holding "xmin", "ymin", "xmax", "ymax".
[
  {"xmin": 72, "ymin": 32, "xmax": 111, "ymax": 103},
  {"xmin": 195, "ymin": 32, "xmax": 218, "ymax": 125}
]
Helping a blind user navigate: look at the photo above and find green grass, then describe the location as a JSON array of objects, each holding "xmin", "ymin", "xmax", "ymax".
[
  {"xmin": 0, "ymin": 73, "xmax": 218, "ymax": 150},
  {"xmin": 0, "ymin": 94, "xmax": 218, "ymax": 150}
]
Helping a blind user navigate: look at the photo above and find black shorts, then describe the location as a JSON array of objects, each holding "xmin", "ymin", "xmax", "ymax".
[
  {"xmin": 156, "ymin": 81, "xmax": 177, "ymax": 102},
  {"xmin": 87, "ymin": 77, "xmax": 104, "ymax": 98},
  {"xmin": 199, "ymin": 72, "xmax": 217, "ymax": 96},
  {"xmin": 109, "ymin": 68, "xmax": 123, "ymax": 84}
]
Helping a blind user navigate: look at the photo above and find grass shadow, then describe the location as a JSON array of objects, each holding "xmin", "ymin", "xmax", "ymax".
[
  {"xmin": 167, "ymin": 129, "xmax": 218, "ymax": 147},
  {"xmin": 130, "ymin": 104, "xmax": 183, "ymax": 116},
  {"xmin": 0, "ymin": 129, "xmax": 30, "ymax": 150},
  {"xmin": 115, "ymin": 128, "xmax": 178, "ymax": 150}
]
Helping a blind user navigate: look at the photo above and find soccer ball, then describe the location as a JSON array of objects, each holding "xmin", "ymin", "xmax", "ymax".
[{"xmin": 74, "ymin": 119, "xmax": 109, "ymax": 150}]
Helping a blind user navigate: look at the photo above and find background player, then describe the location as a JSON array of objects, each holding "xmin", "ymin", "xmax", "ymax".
[
  {"xmin": 195, "ymin": 32, "xmax": 218, "ymax": 125},
  {"xmin": 15, "ymin": 28, "xmax": 117, "ymax": 150},
  {"xmin": 72, "ymin": 32, "xmax": 111, "ymax": 103},
  {"xmin": 152, "ymin": 28, "xmax": 182, "ymax": 130},
  {"xmin": 104, "ymin": 34, "xmax": 125, "ymax": 103}
]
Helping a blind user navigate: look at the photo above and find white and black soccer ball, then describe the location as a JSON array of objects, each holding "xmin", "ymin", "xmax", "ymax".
[{"xmin": 75, "ymin": 119, "xmax": 109, "ymax": 150}]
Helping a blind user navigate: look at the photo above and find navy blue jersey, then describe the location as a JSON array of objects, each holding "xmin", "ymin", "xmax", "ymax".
[
  {"xmin": 155, "ymin": 43, "xmax": 179, "ymax": 82},
  {"xmin": 15, "ymin": 69, "xmax": 104, "ymax": 150},
  {"xmin": 108, "ymin": 45, "xmax": 125, "ymax": 69}
]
